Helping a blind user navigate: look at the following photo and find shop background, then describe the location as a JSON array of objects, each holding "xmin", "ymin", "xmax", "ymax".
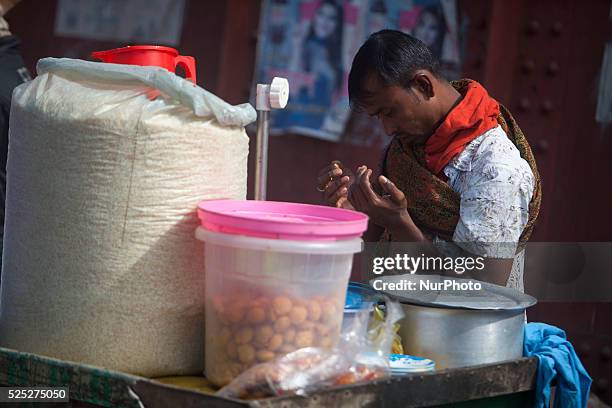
[{"xmin": 5, "ymin": 0, "xmax": 612, "ymax": 403}]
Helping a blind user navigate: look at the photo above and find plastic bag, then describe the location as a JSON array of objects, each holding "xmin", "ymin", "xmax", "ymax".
[
  {"xmin": 36, "ymin": 58, "xmax": 256, "ymax": 127},
  {"xmin": 371, "ymin": 304, "xmax": 404, "ymax": 355},
  {"xmin": 217, "ymin": 295, "xmax": 404, "ymax": 399}
]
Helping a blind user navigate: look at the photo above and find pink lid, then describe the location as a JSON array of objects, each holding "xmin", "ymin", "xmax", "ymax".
[{"xmin": 197, "ymin": 200, "xmax": 368, "ymax": 241}]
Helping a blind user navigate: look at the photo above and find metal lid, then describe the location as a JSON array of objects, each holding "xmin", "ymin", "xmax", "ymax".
[{"xmin": 370, "ymin": 274, "xmax": 537, "ymax": 311}]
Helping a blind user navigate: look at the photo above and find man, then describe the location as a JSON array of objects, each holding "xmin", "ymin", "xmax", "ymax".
[
  {"xmin": 318, "ymin": 30, "xmax": 541, "ymax": 289},
  {"xmin": 0, "ymin": 0, "xmax": 30, "ymax": 274}
]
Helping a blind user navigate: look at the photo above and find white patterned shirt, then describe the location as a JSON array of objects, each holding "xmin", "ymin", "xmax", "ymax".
[{"xmin": 434, "ymin": 125, "xmax": 535, "ymax": 291}]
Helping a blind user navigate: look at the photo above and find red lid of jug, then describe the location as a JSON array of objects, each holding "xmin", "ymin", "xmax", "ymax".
[{"xmin": 92, "ymin": 45, "xmax": 196, "ymax": 83}]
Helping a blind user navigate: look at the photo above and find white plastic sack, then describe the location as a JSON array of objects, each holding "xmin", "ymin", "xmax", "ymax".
[{"xmin": 0, "ymin": 58, "xmax": 255, "ymax": 376}]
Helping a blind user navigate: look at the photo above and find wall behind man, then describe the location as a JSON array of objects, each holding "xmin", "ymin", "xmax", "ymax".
[
  {"xmin": 7, "ymin": 0, "xmax": 612, "ymax": 242},
  {"xmin": 7, "ymin": 1, "xmax": 228, "ymax": 95},
  {"xmin": 6, "ymin": 0, "xmax": 612, "ymax": 402}
]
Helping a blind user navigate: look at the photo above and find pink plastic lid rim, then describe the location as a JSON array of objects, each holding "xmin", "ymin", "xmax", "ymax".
[{"xmin": 197, "ymin": 200, "xmax": 368, "ymax": 241}]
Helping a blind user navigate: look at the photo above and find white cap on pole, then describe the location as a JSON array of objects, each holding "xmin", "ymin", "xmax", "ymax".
[
  {"xmin": 256, "ymin": 77, "xmax": 289, "ymax": 111},
  {"xmin": 255, "ymin": 77, "xmax": 289, "ymax": 200}
]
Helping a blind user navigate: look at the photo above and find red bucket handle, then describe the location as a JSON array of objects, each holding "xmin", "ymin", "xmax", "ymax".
[{"xmin": 175, "ymin": 55, "xmax": 196, "ymax": 84}]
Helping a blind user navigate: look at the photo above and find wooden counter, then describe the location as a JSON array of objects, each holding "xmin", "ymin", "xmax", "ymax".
[{"xmin": 0, "ymin": 347, "xmax": 537, "ymax": 407}]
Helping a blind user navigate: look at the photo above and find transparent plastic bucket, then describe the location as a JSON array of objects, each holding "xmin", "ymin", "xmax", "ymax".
[{"xmin": 195, "ymin": 227, "xmax": 363, "ymax": 387}]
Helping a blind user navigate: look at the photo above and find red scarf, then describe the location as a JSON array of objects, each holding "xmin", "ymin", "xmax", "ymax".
[{"xmin": 424, "ymin": 80, "xmax": 500, "ymax": 175}]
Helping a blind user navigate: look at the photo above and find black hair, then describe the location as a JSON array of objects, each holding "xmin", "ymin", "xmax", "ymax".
[
  {"xmin": 348, "ymin": 29, "xmax": 440, "ymax": 108},
  {"xmin": 303, "ymin": 0, "xmax": 344, "ymax": 91}
]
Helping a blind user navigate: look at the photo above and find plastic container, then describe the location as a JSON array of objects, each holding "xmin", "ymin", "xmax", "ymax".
[
  {"xmin": 197, "ymin": 199, "xmax": 368, "ymax": 241},
  {"xmin": 91, "ymin": 45, "xmax": 196, "ymax": 83},
  {"xmin": 342, "ymin": 282, "xmax": 377, "ymax": 337},
  {"xmin": 388, "ymin": 354, "xmax": 435, "ymax": 375},
  {"xmin": 195, "ymin": 200, "xmax": 368, "ymax": 387}
]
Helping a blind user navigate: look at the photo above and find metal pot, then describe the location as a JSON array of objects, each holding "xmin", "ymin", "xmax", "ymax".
[
  {"xmin": 398, "ymin": 303, "xmax": 526, "ymax": 369},
  {"xmin": 372, "ymin": 274, "xmax": 536, "ymax": 369}
]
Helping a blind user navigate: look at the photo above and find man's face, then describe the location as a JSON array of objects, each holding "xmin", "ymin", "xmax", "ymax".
[{"xmin": 361, "ymin": 73, "xmax": 438, "ymax": 144}]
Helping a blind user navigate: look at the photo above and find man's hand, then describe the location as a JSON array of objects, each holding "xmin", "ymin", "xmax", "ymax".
[
  {"xmin": 348, "ymin": 165, "xmax": 406, "ymax": 228},
  {"xmin": 317, "ymin": 161, "xmax": 354, "ymax": 210},
  {"xmin": 348, "ymin": 166, "xmax": 426, "ymax": 241}
]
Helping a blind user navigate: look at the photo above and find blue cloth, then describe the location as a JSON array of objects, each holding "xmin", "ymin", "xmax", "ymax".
[{"xmin": 523, "ymin": 323, "xmax": 592, "ymax": 408}]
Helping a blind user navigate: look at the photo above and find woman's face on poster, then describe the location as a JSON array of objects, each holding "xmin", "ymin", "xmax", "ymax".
[
  {"xmin": 414, "ymin": 11, "xmax": 440, "ymax": 48},
  {"xmin": 313, "ymin": 3, "xmax": 338, "ymax": 39}
]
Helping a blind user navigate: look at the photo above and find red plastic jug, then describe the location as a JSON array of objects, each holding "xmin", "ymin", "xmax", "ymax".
[{"xmin": 92, "ymin": 45, "xmax": 196, "ymax": 83}]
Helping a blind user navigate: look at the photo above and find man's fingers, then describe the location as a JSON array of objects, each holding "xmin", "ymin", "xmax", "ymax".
[
  {"xmin": 355, "ymin": 165, "xmax": 368, "ymax": 185},
  {"xmin": 317, "ymin": 167, "xmax": 342, "ymax": 189},
  {"xmin": 323, "ymin": 176, "xmax": 350, "ymax": 201},
  {"xmin": 317, "ymin": 166, "xmax": 342, "ymax": 183},
  {"xmin": 355, "ymin": 166, "xmax": 380, "ymax": 205},
  {"xmin": 335, "ymin": 196, "xmax": 352, "ymax": 209},
  {"xmin": 329, "ymin": 176, "xmax": 350, "ymax": 192},
  {"xmin": 329, "ymin": 185, "xmax": 349, "ymax": 203},
  {"xmin": 359, "ymin": 169, "xmax": 380, "ymax": 204},
  {"xmin": 317, "ymin": 160, "xmax": 343, "ymax": 178},
  {"xmin": 348, "ymin": 183, "xmax": 367, "ymax": 211},
  {"xmin": 348, "ymin": 165, "xmax": 381, "ymax": 213},
  {"xmin": 379, "ymin": 175, "xmax": 405, "ymax": 204}
]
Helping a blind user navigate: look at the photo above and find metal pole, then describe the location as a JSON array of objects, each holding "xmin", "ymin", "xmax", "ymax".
[
  {"xmin": 254, "ymin": 109, "xmax": 270, "ymax": 201},
  {"xmin": 254, "ymin": 77, "xmax": 287, "ymax": 201}
]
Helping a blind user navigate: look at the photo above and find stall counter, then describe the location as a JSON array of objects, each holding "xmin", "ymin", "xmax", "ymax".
[{"xmin": 0, "ymin": 347, "xmax": 536, "ymax": 407}]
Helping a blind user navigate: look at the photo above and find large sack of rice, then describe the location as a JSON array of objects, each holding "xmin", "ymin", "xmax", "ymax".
[{"xmin": 0, "ymin": 58, "xmax": 255, "ymax": 376}]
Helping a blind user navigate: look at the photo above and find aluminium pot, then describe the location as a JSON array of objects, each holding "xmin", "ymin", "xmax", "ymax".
[{"xmin": 372, "ymin": 274, "xmax": 537, "ymax": 369}]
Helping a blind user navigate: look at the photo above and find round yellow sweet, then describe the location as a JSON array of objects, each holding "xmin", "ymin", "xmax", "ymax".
[
  {"xmin": 318, "ymin": 336, "xmax": 333, "ymax": 348},
  {"xmin": 268, "ymin": 334, "xmax": 283, "ymax": 351},
  {"xmin": 237, "ymin": 344, "xmax": 256, "ymax": 364},
  {"xmin": 254, "ymin": 324, "xmax": 274, "ymax": 345},
  {"xmin": 273, "ymin": 316, "xmax": 291, "ymax": 332},
  {"xmin": 295, "ymin": 330, "xmax": 314, "ymax": 348},
  {"xmin": 297, "ymin": 320, "xmax": 315, "ymax": 330},
  {"xmin": 246, "ymin": 307, "xmax": 266, "ymax": 324},
  {"xmin": 289, "ymin": 306, "xmax": 308, "ymax": 325},
  {"xmin": 266, "ymin": 307, "xmax": 278, "ymax": 322},
  {"xmin": 321, "ymin": 302, "xmax": 338, "ymax": 324},
  {"xmin": 226, "ymin": 340, "xmax": 238, "ymax": 359},
  {"xmin": 315, "ymin": 323, "xmax": 330, "ymax": 336},
  {"xmin": 307, "ymin": 301, "xmax": 322, "ymax": 321},
  {"xmin": 210, "ymin": 366, "xmax": 232, "ymax": 387},
  {"xmin": 272, "ymin": 296, "xmax": 293, "ymax": 315},
  {"xmin": 256, "ymin": 350, "xmax": 276, "ymax": 362},
  {"xmin": 279, "ymin": 344, "xmax": 295, "ymax": 354},
  {"xmin": 284, "ymin": 328, "xmax": 296, "ymax": 344},
  {"xmin": 236, "ymin": 327, "xmax": 254, "ymax": 345}
]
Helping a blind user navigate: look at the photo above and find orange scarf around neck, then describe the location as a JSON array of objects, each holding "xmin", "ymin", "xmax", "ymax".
[{"xmin": 424, "ymin": 80, "xmax": 500, "ymax": 175}]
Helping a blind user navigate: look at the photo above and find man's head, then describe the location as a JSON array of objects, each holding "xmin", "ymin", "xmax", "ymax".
[{"xmin": 348, "ymin": 30, "xmax": 454, "ymax": 144}]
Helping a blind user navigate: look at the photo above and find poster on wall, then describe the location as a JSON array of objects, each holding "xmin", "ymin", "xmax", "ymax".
[
  {"xmin": 255, "ymin": 0, "xmax": 460, "ymax": 142},
  {"xmin": 54, "ymin": 0, "xmax": 186, "ymax": 46}
]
